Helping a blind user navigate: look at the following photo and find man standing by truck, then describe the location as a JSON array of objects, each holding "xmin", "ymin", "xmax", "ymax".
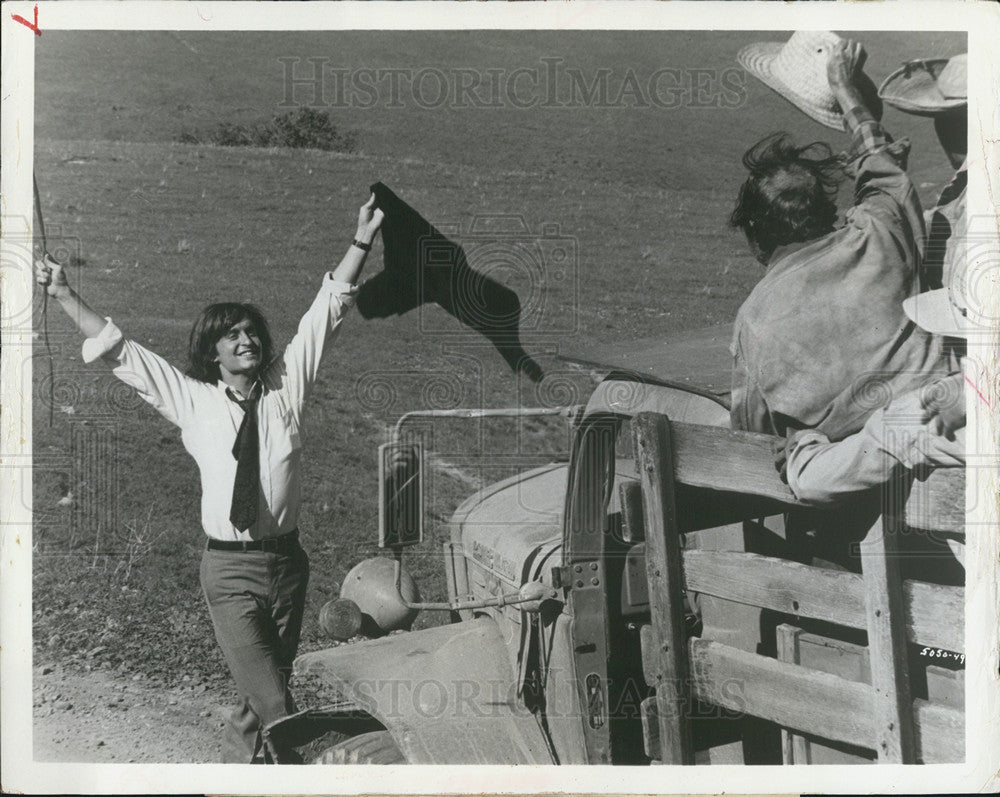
[{"xmin": 35, "ymin": 194, "xmax": 384, "ymax": 763}]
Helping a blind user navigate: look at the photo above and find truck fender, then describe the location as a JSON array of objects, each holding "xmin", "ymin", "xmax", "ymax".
[{"xmin": 295, "ymin": 617, "xmax": 556, "ymax": 764}]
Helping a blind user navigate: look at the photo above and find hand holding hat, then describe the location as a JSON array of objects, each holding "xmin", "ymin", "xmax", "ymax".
[
  {"xmin": 738, "ymin": 31, "xmax": 882, "ymax": 130},
  {"xmin": 825, "ymin": 38, "xmax": 866, "ymax": 92}
]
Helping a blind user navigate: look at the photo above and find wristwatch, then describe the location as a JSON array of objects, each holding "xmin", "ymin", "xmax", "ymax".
[{"xmin": 351, "ymin": 239, "xmax": 372, "ymax": 252}]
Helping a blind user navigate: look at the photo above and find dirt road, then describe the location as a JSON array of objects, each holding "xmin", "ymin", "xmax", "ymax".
[{"xmin": 33, "ymin": 663, "xmax": 227, "ymax": 764}]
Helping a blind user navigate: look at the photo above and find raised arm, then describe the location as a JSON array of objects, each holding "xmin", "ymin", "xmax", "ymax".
[
  {"xmin": 35, "ymin": 253, "xmax": 204, "ymax": 427},
  {"xmin": 273, "ymin": 194, "xmax": 385, "ymax": 416},
  {"xmin": 330, "ymin": 193, "xmax": 385, "ymax": 285},
  {"xmin": 828, "ymin": 40, "xmax": 922, "ymax": 240},
  {"xmin": 35, "ymin": 254, "xmax": 110, "ymax": 341}
]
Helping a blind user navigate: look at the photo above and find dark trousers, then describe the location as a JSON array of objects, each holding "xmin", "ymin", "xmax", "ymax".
[{"xmin": 199, "ymin": 542, "xmax": 309, "ymax": 762}]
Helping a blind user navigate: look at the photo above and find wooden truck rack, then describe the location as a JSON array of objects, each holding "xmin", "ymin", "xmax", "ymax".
[{"xmin": 631, "ymin": 412, "xmax": 964, "ymax": 765}]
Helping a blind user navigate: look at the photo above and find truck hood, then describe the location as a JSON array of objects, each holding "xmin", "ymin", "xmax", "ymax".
[{"xmin": 451, "ymin": 462, "xmax": 566, "ymax": 589}]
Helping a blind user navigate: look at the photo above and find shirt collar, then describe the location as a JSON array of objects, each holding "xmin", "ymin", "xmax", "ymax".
[{"xmin": 219, "ymin": 380, "xmax": 263, "ymax": 402}]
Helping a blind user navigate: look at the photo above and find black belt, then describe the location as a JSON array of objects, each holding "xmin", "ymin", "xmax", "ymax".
[{"xmin": 207, "ymin": 529, "xmax": 299, "ymax": 553}]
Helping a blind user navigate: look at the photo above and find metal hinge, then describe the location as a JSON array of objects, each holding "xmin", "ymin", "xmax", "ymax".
[{"xmin": 552, "ymin": 561, "xmax": 601, "ymax": 590}]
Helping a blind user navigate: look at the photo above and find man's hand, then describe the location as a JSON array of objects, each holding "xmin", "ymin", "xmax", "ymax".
[
  {"xmin": 922, "ymin": 373, "xmax": 966, "ymax": 441},
  {"xmin": 826, "ymin": 38, "xmax": 866, "ymax": 91},
  {"xmin": 356, "ymin": 194, "xmax": 385, "ymax": 245},
  {"xmin": 34, "ymin": 253, "xmax": 71, "ymax": 300},
  {"xmin": 878, "ymin": 380, "xmax": 966, "ymax": 468}
]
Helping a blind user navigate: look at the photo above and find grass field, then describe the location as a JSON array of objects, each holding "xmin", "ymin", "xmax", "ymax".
[{"xmin": 31, "ymin": 29, "xmax": 965, "ymax": 692}]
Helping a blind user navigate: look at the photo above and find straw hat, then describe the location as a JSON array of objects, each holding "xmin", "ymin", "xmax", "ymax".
[
  {"xmin": 878, "ymin": 54, "xmax": 967, "ymax": 116},
  {"xmin": 902, "ymin": 288, "xmax": 972, "ymax": 337},
  {"xmin": 738, "ymin": 31, "xmax": 881, "ymax": 131},
  {"xmin": 903, "ymin": 246, "xmax": 975, "ymax": 338}
]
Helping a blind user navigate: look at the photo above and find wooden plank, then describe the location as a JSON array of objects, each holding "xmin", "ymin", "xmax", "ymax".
[
  {"xmin": 639, "ymin": 696, "xmax": 660, "ymax": 760},
  {"xmin": 913, "ymin": 700, "xmax": 965, "ymax": 764},
  {"xmin": 776, "ymin": 624, "xmax": 811, "ymax": 765},
  {"xmin": 668, "ymin": 421, "xmax": 962, "ymax": 535},
  {"xmin": 669, "ymin": 422, "xmax": 805, "ymax": 505},
  {"xmin": 683, "ymin": 549, "xmax": 865, "ymax": 628},
  {"xmin": 681, "ymin": 549, "xmax": 963, "ymax": 653},
  {"xmin": 926, "ymin": 665, "xmax": 965, "ymax": 710},
  {"xmin": 689, "ymin": 638, "xmax": 874, "ymax": 745},
  {"xmin": 904, "ymin": 467, "xmax": 965, "ymax": 536},
  {"xmin": 688, "ymin": 639, "xmax": 963, "ymax": 763},
  {"xmin": 619, "ymin": 480, "xmax": 645, "ymax": 543},
  {"xmin": 639, "ymin": 623, "xmax": 659, "ymax": 686},
  {"xmin": 632, "ymin": 413, "xmax": 695, "ymax": 765},
  {"xmin": 859, "ymin": 516, "xmax": 917, "ymax": 763},
  {"xmin": 905, "ymin": 581, "xmax": 964, "ymax": 653}
]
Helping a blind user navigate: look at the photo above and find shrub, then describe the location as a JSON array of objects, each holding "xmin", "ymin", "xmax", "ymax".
[{"xmin": 179, "ymin": 109, "xmax": 357, "ymax": 153}]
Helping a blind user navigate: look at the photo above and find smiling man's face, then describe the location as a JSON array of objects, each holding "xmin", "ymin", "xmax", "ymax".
[{"xmin": 214, "ymin": 318, "xmax": 262, "ymax": 380}]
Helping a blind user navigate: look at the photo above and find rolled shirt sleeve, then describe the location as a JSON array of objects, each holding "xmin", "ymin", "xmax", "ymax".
[
  {"xmin": 785, "ymin": 405, "xmax": 965, "ymax": 506},
  {"xmin": 81, "ymin": 318, "xmax": 125, "ymax": 364},
  {"xmin": 265, "ymin": 273, "xmax": 358, "ymax": 422},
  {"xmin": 81, "ymin": 318, "xmax": 202, "ymax": 428}
]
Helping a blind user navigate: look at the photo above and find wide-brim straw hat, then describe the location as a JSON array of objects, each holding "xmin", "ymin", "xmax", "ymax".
[
  {"xmin": 878, "ymin": 54, "xmax": 967, "ymax": 116},
  {"xmin": 738, "ymin": 31, "xmax": 881, "ymax": 131},
  {"xmin": 902, "ymin": 289, "xmax": 972, "ymax": 337}
]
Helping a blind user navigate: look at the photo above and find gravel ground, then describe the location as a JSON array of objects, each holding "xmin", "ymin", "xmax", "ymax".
[{"xmin": 32, "ymin": 663, "xmax": 227, "ymax": 764}]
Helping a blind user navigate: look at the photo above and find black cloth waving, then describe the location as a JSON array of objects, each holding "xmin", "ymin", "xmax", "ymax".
[{"xmin": 358, "ymin": 182, "xmax": 543, "ymax": 382}]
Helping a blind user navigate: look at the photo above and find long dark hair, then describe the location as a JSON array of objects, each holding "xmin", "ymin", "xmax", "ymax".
[
  {"xmin": 730, "ymin": 133, "xmax": 843, "ymax": 263},
  {"xmin": 186, "ymin": 303, "xmax": 274, "ymax": 383}
]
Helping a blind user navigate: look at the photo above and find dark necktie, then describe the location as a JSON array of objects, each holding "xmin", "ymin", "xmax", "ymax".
[{"xmin": 228, "ymin": 385, "xmax": 261, "ymax": 532}]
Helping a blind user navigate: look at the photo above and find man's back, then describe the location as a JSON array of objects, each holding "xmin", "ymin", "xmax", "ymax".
[{"xmin": 731, "ymin": 141, "xmax": 954, "ymax": 440}]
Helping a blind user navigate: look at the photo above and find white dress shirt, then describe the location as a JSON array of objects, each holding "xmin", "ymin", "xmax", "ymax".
[{"xmin": 82, "ymin": 274, "xmax": 357, "ymax": 541}]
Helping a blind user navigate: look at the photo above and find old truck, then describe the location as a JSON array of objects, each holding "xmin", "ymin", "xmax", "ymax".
[{"xmin": 273, "ymin": 324, "xmax": 966, "ymax": 766}]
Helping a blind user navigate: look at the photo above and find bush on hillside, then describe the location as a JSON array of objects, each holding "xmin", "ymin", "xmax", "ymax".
[{"xmin": 179, "ymin": 109, "xmax": 357, "ymax": 153}]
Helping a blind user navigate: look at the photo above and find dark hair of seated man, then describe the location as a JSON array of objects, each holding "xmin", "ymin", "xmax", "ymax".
[{"xmin": 729, "ymin": 133, "xmax": 844, "ymax": 265}]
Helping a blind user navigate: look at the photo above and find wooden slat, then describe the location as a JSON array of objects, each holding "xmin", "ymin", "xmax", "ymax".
[
  {"xmin": 664, "ymin": 419, "xmax": 963, "ymax": 530},
  {"xmin": 688, "ymin": 639, "xmax": 963, "ymax": 763},
  {"xmin": 669, "ymin": 421, "xmax": 963, "ymax": 538},
  {"xmin": 859, "ymin": 516, "xmax": 917, "ymax": 763},
  {"xmin": 904, "ymin": 581, "xmax": 964, "ymax": 652},
  {"xmin": 904, "ymin": 467, "xmax": 964, "ymax": 536},
  {"xmin": 689, "ymin": 638, "xmax": 873, "ymax": 745},
  {"xmin": 619, "ymin": 480, "xmax": 645, "ymax": 543},
  {"xmin": 639, "ymin": 696, "xmax": 660, "ymax": 760},
  {"xmin": 683, "ymin": 549, "xmax": 865, "ymax": 628},
  {"xmin": 669, "ymin": 422, "xmax": 805, "ymax": 505},
  {"xmin": 639, "ymin": 623, "xmax": 659, "ymax": 686},
  {"xmin": 681, "ymin": 549, "xmax": 964, "ymax": 652},
  {"xmin": 913, "ymin": 700, "xmax": 965, "ymax": 764},
  {"xmin": 632, "ymin": 413, "xmax": 695, "ymax": 765},
  {"xmin": 775, "ymin": 624, "xmax": 811, "ymax": 765}
]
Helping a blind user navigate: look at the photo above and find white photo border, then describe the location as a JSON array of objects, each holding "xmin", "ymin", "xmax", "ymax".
[{"xmin": 2, "ymin": 1, "xmax": 998, "ymax": 794}]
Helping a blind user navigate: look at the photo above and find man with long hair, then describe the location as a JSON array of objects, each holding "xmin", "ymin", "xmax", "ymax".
[
  {"xmin": 729, "ymin": 40, "xmax": 956, "ymax": 445},
  {"xmin": 35, "ymin": 194, "xmax": 384, "ymax": 763},
  {"xmin": 729, "ymin": 39, "xmax": 960, "ymax": 574}
]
